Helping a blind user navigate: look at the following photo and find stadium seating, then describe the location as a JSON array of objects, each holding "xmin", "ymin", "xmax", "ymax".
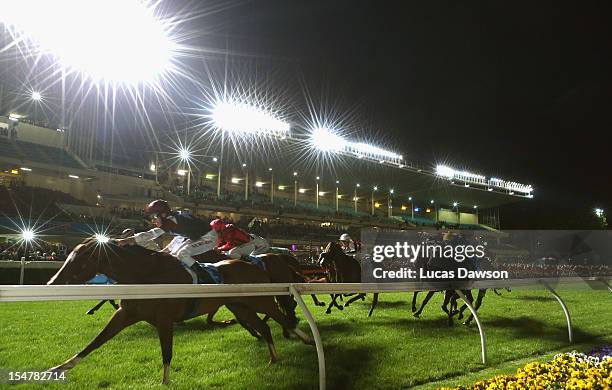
[{"xmin": 14, "ymin": 140, "xmax": 82, "ymax": 169}]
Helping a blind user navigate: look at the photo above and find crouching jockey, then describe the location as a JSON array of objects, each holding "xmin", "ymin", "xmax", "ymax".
[
  {"xmin": 210, "ymin": 219, "xmax": 270, "ymax": 259},
  {"xmin": 116, "ymin": 200, "xmax": 217, "ymax": 282}
]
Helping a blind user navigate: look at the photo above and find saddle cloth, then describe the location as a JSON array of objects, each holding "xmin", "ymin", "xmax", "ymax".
[
  {"xmin": 180, "ymin": 262, "xmax": 223, "ymax": 321},
  {"xmin": 243, "ymin": 255, "xmax": 266, "ymax": 271}
]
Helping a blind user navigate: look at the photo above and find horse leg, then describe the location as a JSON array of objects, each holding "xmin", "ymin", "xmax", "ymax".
[
  {"xmin": 206, "ymin": 306, "xmax": 237, "ymax": 327},
  {"xmin": 154, "ymin": 317, "xmax": 174, "ymax": 385},
  {"xmin": 48, "ymin": 308, "xmax": 139, "ymax": 372},
  {"xmin": 413, "ymin": 291, "xmax": 435, "ymax": 318},
  {"xmin": 344, "ymin": 293, "xmax": 366, "ymax": 308},
  {"xmin": 442, "ymin": 291, "xmax": 457, "ymax": 326},
  {"xmin": 86, "ymin": 300, "xmax": 108, "ymax": 315},
  {"xmin": 311, "ymin": 295, "xmax": 326, "ymax": 306},
  {"xmin": 252, "ymin": 298, "xmax": 314, "ymax": 346},
  {"xmin": 226, "ymin": 303, "xmax": 277, "ymax": 364},
  {"xmin": 325, "ymin": 294, "xmax": 341, "ymax": 314},
  {"xmin": 464, "ymin": 289, "xmax": 486, "ymax": 325},
  {"xmin": 368, "ymin": 293, "xmax": 379, "ymax": 317},
  {"xmin": 109, "ymin": 300, "xmax": 119, "ymax": 310},
  {"xmin": 411, "ymin": 291, "xmax": 419, "ymax": 313}
]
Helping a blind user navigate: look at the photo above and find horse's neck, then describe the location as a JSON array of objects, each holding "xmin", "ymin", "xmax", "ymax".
[{"xmin": 101, "ymin": 249, "xmax": 191, "ymax": 284}]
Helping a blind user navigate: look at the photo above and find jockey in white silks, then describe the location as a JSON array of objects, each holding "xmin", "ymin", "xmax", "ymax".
[
  {"xmin": 339, "ymin": 233, "xmax": 357, "ymax": 254},
  {"xmin": 116, "ymin": 200, "xmax": 217, "ymax": 282}
]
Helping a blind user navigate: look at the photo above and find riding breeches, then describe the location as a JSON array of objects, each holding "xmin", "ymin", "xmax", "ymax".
[
  {"xmin": 173, "ymin": 231, "xmax": 217, "ymax": 266},
  {"xmin": 226, "ymin": 235, "xmax": 270, "ymax": 259}
]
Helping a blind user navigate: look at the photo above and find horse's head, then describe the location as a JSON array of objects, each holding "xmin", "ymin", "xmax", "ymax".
[
  {"xmin": 318, "ymin": 241, "xmax": 344, "ymax": 268},
  {"xmin": 47, "ymin": 237, "xmax": 103, "ymax": 285}
]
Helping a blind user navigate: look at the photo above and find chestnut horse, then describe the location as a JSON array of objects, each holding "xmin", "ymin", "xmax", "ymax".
[
  {"xmin": 47, "ymin": 238, "xmax": 313, "ymax": 384},
  {"xmin": 193, "ymin": 249, "xmax": 307, "ymax": 328}
]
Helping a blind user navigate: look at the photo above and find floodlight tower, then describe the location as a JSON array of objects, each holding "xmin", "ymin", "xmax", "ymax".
[
  {"xmin": 293, "ymin": 172, "xmax": 298, "ymax": 207},
  {"xmin": 335, "ymin": 180, "xmax": 340, "ymax": 212},
  {"xmin": 354, "ymin": 183, "xmax": 360, "ymax": 213},
  {"xmin": 178, "ymin": 148, "xmax": 192, "ymax": 195},
  {"xmin": 371, "ymin": 186, "xmax": 378, "ymax": 216},
  {"xmin": 315, "ymin": 176, "xmax": 320, "ymax": 208}
]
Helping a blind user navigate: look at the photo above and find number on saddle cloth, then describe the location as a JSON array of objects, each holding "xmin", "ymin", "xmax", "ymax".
[{"xmin": 242, "ymin": 255, "xmax": 266, "ymax": 271}]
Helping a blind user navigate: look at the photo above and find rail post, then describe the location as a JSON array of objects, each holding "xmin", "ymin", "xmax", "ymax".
[
  {"xmin": 455, "ymin": 290, "xmax": 487, "ymax": 364},
  {"xmin": 290, "ymin": 285, "xmax": 326, "ymax": 390},
  {"xmin": 541, "ymin": 281, "xmax": 573, "ymax": 343}
]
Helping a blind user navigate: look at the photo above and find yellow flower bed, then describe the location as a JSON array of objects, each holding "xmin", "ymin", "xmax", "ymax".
[{"xmin": 442, "ymin": 352, "xmax": 612, "ymax": 389}]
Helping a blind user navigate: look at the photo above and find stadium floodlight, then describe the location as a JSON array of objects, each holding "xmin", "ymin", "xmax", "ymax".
[
  {"xmin": 408, "ymin": 196, "xmax": 412, "ymax": 201},
  {"xmin": 20, "ymin": 228, "xmax": 35, "ymax": 242},
  {"xmin": 473, "ymin": 205, "xmax": 478, "ymax": 209},
  {"xmin": 68, "ymin": 174, "xmax": 79, "ymax": 179},
  {"xmin": 310, "ymin": 127, "xmax": 348, "ymax": 153},
  {"xmin": 373, "ymin": 186, "xmax": 378, "ymax": 191},
  {"xmin": 594, "ymin": 208, "xmax": 604, "ymax": 218},
  {"xmin": 31, "ymin": 91, "xmax": 42, "ymax": 101},
  {"xmin": 179, "ymin": 148, "xmax": 191, "ymax": 161},
  {"xmin": 293, "ymin": 172, "xmax": 298, "ymax": 176},
  {"xmin": 20, "ymin": 167, "xmax": 32, "ymax": 172},
  {"xmin": 430, "ymin": 199, "xmax": 435, "ymax": 204},
  {"xmin": 94, "ymin": 233, "xmax": 110, "ymax": 244},
  {"xmin": 453, "ymin": 202, "xmax": 458, "ymax": 207},
  {"xmin": 1, "ymin": 0, "xmax": 176, "ymax": 84},
  {"xmin": 390, "ymin": 189, "xmax": 394, "ymax": 194},
  {"xmin": 210, "ymin": 99, "xmax": 290, "ymax": 137},
  {"xmin": 436, "ymin": 165, "xmax": 455, "ymax": 178},
  {"xmin": 348, "ymin": 142, "xmax": 402, "ymax": 161},
  {"xmin": 255, "ymin": 181, "xmax": 264, "ymax": 187}
]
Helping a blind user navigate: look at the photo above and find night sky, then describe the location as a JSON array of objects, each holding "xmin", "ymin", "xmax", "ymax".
[
  {"xmin": 1, "ymin": 1, "xmax": 610, "ymax": 226},
  {"xmin": 199, "ymin": 0, "xmax": 611, "ymax": 225}
]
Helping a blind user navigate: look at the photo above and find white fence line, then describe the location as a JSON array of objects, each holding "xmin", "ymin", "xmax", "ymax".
[{"xmin": 0, "ymin": 276, "xmax": 610, "ymax": 390}]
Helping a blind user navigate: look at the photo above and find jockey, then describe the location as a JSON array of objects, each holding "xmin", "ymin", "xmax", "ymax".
[
  {"xmin": 210, "ymin": 218, "xmax": 270, "ymax": 259},
  {"xmin": 116, "ymin": 200, "xmax": 216, "ymax": 281},
  {"xmin": 339, "ymin": 233, "xmax": 356, "ymax": 254}
]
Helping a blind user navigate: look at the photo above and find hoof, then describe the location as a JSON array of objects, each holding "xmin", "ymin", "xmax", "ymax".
[
  {"xmin": 413, "ymin": 313, "xmax": 420, "ymax": 319},
  {"xmin": 337, "ymin": 305, "xmax": 344, "ymax": 311},
  {"xmin": 316, "ymin": 302, "xmax": 326, "ymax": 306},
  {"xmin": 325, "ymin": 309, "xmax": 332, "ymax": 314},
  {"xmin": 411, "ymin": 307, "xmax": 417, "ymax": 313}
]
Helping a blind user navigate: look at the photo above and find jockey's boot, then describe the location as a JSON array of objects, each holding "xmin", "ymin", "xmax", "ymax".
[{"xmin": 190, "ymin": 262, "xmax": 210, "ymax": 284}]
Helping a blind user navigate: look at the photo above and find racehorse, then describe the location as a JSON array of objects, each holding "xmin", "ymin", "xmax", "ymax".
[
  {"xmin": 317, "ymin": 242, "xmax": 373, "ymax": 314},
  {"xmin": 193, "ymin": 249, "xmax": 307, "ymax": 329},
  {"xmin": 46, "ymin": 238, "xmax": 313, "ymax": 384}
]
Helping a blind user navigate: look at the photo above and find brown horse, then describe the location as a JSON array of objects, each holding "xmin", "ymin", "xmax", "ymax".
[
  {"xmin": 194, "ymin": 249, "xmax": 307, "ymax": 329},
  {"xmin": 46, "ymin": 238, "xmax": 313, "ymax": 384},
  {"xmin": 318, "ymin": 242, "xmax": 372, "ymax": 314}
]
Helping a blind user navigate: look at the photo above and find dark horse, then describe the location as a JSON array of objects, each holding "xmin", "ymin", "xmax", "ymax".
[
  {"xmin": 318, "ymin": 242, "xmax": 374, "ymax": 314},
  {"xmin": 47, "ymin": 238, "xmax": 313, "ymax": 384}
]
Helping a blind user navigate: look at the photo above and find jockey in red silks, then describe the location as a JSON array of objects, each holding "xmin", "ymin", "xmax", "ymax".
[
  {"xmin": 116, "ymin": 200, "xmax": 217, "ymax": 281},
  {"xmin": 210, "ymin": 219, "xmax": 270, "ymax": 259}
]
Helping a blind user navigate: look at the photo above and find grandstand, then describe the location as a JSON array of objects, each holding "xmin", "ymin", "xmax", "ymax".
[{"xmin": 0, "ymin": 115, "xmax": 530, "ymax": 256}]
